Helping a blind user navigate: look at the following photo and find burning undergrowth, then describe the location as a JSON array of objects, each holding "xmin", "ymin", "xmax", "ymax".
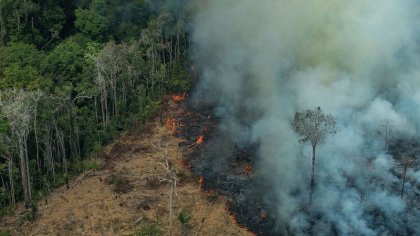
[
  {"xmin": 166, "ymin": 89, "xmax": 420, "ymax": 235},
  {"xmin": 165, "ymin": 94, "xmax": 279, "ymax": 235}
]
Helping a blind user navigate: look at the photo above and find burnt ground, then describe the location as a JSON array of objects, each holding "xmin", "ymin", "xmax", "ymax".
[
  {"xmin": 388, "ymin": 138, "xmax": 420, "ymax": 204},
  {"xmin": 166, "ymin": 95, "xmax": 278, "ymax": 235},
  {"xmin": 168, "ymin": 95, "xmax": 420, "ymax": 236}
]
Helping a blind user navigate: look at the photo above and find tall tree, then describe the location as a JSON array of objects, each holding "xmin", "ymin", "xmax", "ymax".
[
  {"xmin": 292, "ymin": 107, "xmax": 336, "ymax": 203},
  {"xmin": 0, "ymin": 89, "xmax": 37, "ymax": 206}
]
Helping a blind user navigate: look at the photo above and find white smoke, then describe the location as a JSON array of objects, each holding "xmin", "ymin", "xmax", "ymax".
[{"xmin": 191, "ymin": 0, "xmax": 420, "ymax": 234}]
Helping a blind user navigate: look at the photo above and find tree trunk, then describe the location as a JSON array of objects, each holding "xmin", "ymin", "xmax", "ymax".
[
  {"xmin": 176, "ymin": 28, "xmax": 180, "ymax": 61},
  {"xmin": 19, "ymin": 138, "xmax": 31, "ymax": 207},
  {"xmin": 122, "ymin": 79, "xmax": 127, "ymax": 113},
  {"xmin": 23, "ymin": 135, "xmax": 31, "ymax": 198},
  {"xmin": 94, "ymin": 96, "xmax": 98, "ymax": 121},
  {"xmin": 23, "ymin": 0, "xmax": 29, "ymax": 24},
  {"xmin": 75, "ymin": 127, "xmax": 81, "ymax": 159},
  {"xmin": 53, "ymin": 120, "xmax": 66, "ymax": 176},
  {"xmin": 169, "ymin": 181, "xmax": 174, "ymax": 236},
  {"xmin": 0, "ymin": 5, "xmax": 6, "ymax": 44},
  {"xmin": 1, "ymin": 173, "xmax": 6, "ymax": 202},
  {"xmin": 112, "ymin": 79, "xmax": 117, "ymax": 117},
  {"xmin": 13, "ymin": 6, "xmax": 20, "ymax": 31},
  {"xmin": 169, "ymin": 36, "xmax": 173, "ymax": 71},
  {"xmin": 104, "ymin": 88, "xmax": 109, "ymax": 125},
  {"xmin": 310, "ymin": 145, "xmax": 316, "ymax": 204},
  {"xmin": 8, "ymin": 159, "xmax": 15, "ymax": 205},
  {"xmin": 34, "ymin": 106, "xmax": 40, "ymax": 172},
  {"xmin": 44, "ymin": 126, "xmax": 56, "ymax": 184}
]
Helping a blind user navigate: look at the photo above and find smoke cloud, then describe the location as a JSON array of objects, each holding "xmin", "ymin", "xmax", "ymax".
[{"xmin": 190, "ymin": 0, "xmax": 420, "ymax": 235}]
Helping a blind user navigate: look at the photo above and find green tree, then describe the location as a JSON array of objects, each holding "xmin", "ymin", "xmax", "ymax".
[{"xmin": 75, "ymin": 9, "xmax": 108, "ymax": 40}]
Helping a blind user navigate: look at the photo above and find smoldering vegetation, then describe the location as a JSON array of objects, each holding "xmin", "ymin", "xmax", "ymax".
[{"xmin": 188, "ymin": 0, "xmax": 420, "ymax": 235}]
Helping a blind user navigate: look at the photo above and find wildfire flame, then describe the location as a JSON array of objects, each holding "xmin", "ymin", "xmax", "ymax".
[
  {"xmin": 172, "ymin": 93, "xmax": 186, "ymax": 103},
  {"xmin": 199, "ymin": 176, "xmax": 204, "ymax": 190},
  {"xmin": 165, "ymin": 118, "xmax": 177, "ymax": 134},
  {"xmin": 177, "ymin": 138, "xmax": 187, "ymax": 144},
  {"xmin": 197, "ymin": 135, "xmax": 204, "ymax": 145}
]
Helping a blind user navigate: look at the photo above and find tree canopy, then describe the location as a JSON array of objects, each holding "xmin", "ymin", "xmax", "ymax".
[{"xmin": 0, "ymin": 0, "xmax": 192, "ymax": 209}]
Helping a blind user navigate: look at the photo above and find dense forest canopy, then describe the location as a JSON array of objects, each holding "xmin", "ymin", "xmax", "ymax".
[{"xmin": 0, "ymin": 0, "xmax": 192, "ymax": 209}]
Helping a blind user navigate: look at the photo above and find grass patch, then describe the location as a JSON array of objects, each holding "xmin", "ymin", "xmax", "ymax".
[
  {"xmin": 135, "ymin": 220, "xmax": 162, "ymax": 236},
  {"xmin": 0, "ymin": 206, "xmax": 14, "ymax": 217},
  {"xmin": 0, "ymin": 229, "xmax": 11, "ymax": 236},
  {"xmin": 105, "ymin": 173, "xmax": 132, "ymax": 193},
  {"xmin": 84, "ymin": 158, "xmax": 103, "ymax": 171},
  {"xmin": 105, "ymin": 173, "xmax": 129, "ymax": 185}
]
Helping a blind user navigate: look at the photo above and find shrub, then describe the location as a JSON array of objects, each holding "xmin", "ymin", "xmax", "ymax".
[
  {"xmin": 178, "ymin": 208, "xmax": 191, "ymax": 225},
  {"xmin": 105, "ymin": 173, "xmax": 129, "ymax": 185}
]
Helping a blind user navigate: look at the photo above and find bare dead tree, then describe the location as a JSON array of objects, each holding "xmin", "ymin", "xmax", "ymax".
[
  {"xmin": 87, "ymin": 42, "xmax": 128, "ymax": 127},
  {"xmin": 29, "ymin": 90, "xmax": 43, "ymax": 172},
  {"xmin": 42, "ymin": 123, "xmax": 55, "ymax": 184},
  {"xmin": 292, "ymin": 107, "xmax": 336, "ymax": 203},
  {"xmin": 87, "ymin": 51, "xmax": 109, "ymax": 128},
  {"xmin": 100, "ymin": 42, "xmax": 129, "ymax": 117},
  {"xmin": 0, "ymin": 89, "xmax": 37, "ymax": 207},
  {"xmin": 397, "ymin": 154, "xmax": 413, "ymax": 199}
]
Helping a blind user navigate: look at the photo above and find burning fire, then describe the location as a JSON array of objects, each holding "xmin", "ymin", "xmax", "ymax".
[
  {"xmin": 177, "ymin": 138, "xmax": 187, "ymax": 144},
  {"xmin": 203, "ymin": 189, "xmax": 218, "ymax": 199},
  {"xmin": 172, "ymin": 93, "xmax": 186, "ymax": 103},
  {"xmin": 199, "ymin": 176, "xmax": 204, "ymax": 190},
  {"xmin": 196, "ymin": 135, "xmax": 204, "ymax": 145},
  {"xmin": 165, "ymin": 118, "xmax": 176, "ymax": 133}
]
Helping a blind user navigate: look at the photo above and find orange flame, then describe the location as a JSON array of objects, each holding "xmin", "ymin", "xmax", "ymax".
[
  {"xmin": 177, "ymin": 138, "xmax": 187, "ymax": 143},
  {"xmin": 199, "ymin": 176, "xmax": 204, "ymax": 190},
  {"xmin": 172, "ymin": 93, "xmax": 186, "ymax": 103},
  {"xmin": 204, "ymin": 189, "xmax": 217, "ymax": 198},
  {"xmin": 197, "ymin": 135, "xmax": 204, "ymax": 145},
  {"xmin": 165, "ymin": 118, "xmax": 177, "ymax": 134}
]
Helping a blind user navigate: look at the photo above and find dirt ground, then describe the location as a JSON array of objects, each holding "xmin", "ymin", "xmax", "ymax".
[{"xmin": 1, "ymin": 121, "xmax": 254, "ymax": 236}]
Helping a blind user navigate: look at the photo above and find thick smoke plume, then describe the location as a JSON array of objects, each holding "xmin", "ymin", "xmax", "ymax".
[{"xmin": 190, "ymin": 1, "xmax": 420, "ymax": 235}]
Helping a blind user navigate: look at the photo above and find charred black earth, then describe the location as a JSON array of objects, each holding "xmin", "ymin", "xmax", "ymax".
[{"xmin": 166, "ymin": 96, "xmax": 279, "ymax": 235}]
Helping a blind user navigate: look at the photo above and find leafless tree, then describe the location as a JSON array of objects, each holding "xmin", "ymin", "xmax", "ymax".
[
  {"xmin": 0, "ymin": 89, "xmax": 37, "ymax": 206},
  {"xmin": 292, "ymin": 107, "xmax": 336, "ymax": 203},
  {"xmin": 100, "ymin": 42, "xmax": 129, "ymax": 117},
  {"xmin": 87, "ymin": 51, "xmax": 109, "ymax": 128},
  {"xmin": 397, "ymin": 154, "xmax": 413, "ymax": 199},
  {"xmin": 87, "ymin": 42, "xmax": 128, "ymax": 127},
  {"xmin": 29, "ymin": 90, "xmax": 43, "ymax": 172}
]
